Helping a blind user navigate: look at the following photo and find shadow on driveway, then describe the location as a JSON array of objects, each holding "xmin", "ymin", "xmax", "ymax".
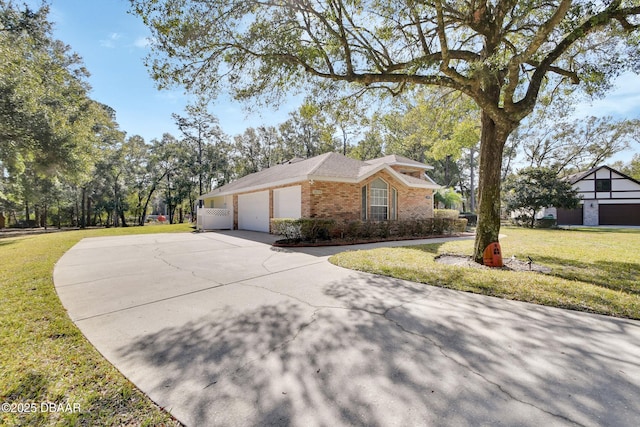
[{"xmin": 117, "ymin": 270, "xmax": 640, "ymax": 426}]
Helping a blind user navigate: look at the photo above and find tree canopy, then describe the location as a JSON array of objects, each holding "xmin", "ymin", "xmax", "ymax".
[
  {"xmin": 131, "ymin": 0, "xmax": 640, "ymax": 263},
  {"xmin": 510, "ymin": 89, "xmax": 640, "ymax": 174}
]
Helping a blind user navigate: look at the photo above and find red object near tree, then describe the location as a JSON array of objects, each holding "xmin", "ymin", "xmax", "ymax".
[
  {"xmin": 483, "ymin": 242, "xmax": 503, "ymax": 267},
  {"xmin": 157, "ymin": 215, "xmax": 167, "ymax": 223}
]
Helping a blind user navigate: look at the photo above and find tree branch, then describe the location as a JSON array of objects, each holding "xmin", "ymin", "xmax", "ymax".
[
  {"xmin": 518, "ymin": 2, "xmax": 640, "ymax": 119},
  {"xmin": 503, "ymin": 0, "xmax": 572, "ymax": 111}
]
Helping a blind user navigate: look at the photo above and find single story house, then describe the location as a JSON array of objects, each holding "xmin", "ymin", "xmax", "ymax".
[
  {"xmin": 548, "ymin": 165, "xmax": 640, "ymax": 226},
  {"xmin": 196, "ymin": 152, "xmax": 440, "ymax": 232}
]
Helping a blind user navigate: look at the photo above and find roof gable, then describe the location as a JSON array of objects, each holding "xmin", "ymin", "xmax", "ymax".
[{"xmin": 567, "ymin": 165, "xmax": 640, "ymax": 186}]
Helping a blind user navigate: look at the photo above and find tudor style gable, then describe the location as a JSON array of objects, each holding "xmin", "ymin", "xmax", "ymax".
[{"xmin": 557, "ymin": 166, "xmax": 640, "ymax": 226}]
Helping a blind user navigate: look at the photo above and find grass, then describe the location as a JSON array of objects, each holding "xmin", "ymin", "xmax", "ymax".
[
  {"xmin": 1, "ymin": 223, "xmax": 192, "ymax": 426},
  {"xmin": 330, "ymin": 226, "xmax": 640, "ymax": 319}
]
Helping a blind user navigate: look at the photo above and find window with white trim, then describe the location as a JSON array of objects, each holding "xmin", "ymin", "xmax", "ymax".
[
  {"xmin": 370, "ymin": 178, "xmax": 388, "ymax": 221},
  {"xmin": 362, "ymin": 178, "xmax": 399, "ymax": 221}
]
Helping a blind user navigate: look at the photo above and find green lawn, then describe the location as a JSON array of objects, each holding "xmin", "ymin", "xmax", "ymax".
[
  {"xmin": 1, "ymin": 224, "xmax": 191, "ymax": 426},
  {"xmin": 330, "ymin": 227, "xmax": 640, "ymax": 319}
]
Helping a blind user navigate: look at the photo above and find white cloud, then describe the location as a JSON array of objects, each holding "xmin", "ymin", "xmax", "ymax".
[
  {"xmin": 155, "ymin": 90, "xmax": 188, "ymax": 103},
  {"xmin": 100, "ymin": 32, "xmax": 122, "ymax": 49},
  {"xmin": 134, "ymin": 36, "xmax": 153, "ymax": 49}
]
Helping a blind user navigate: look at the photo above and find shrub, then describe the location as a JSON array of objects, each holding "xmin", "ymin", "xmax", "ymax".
[
  {"xmin": 373, "ymin": 221, "xmax": 389, "ymax": 238},
  {"xmin": 433, "ymin": 218, "xmax": 446, "ymax": 235},
  {"xmin": 509, "ymin": 212, "xmax": 531, "ymax": 227},
  {"xmin": 434, "ymin": 209, "xmax": 459, "ymax": 219},
  {"xmin": 300, "ymin": 218, "xmax": 335, "ymax": 241},
  {"xmin": 359, "ymin": 221, "xmax": 375, "ymax": 238},
  {"xmin": 451, "ymin": 218, "xmax": 468, "ymax": 233},
  {"xmin": 271, "ymin": 218, "xmax": 335, "ymax": 242},
  {"xmin": 458, "ymin": 212, "xmax": 477, "ymax": 226},
  {"xmin": 271, "ymin": 218, "xmax": 302, "ymax": 241},
  {"xmin": 274, "ymin": 217, "xmax": 466, "ymax": 244},
  {"xmin": 345, "ymin": 221, "xmax": 361, "ymax": 240},
  {"xmin": 534, "ymin": 217, "xmax": 556, "ymax": 229}
]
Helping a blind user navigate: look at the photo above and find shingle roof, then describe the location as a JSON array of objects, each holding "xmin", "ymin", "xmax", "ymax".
[
  {"xmin": 200, "ymin": 152, "xmax": 440, "ymax": 199},
  {"xmin": 308, "ymin": 152, "xmax": 369, "ymax": 179},
  {"xmin": 365, "ymin": 154, "xmax": 433, "ymax": 169},
  {"xmin": 565, "ymin": 166, "xmax": 600, "ymax": 184}
]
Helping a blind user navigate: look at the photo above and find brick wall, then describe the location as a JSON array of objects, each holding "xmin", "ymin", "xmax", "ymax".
[
  {"xmin": 308, "ymin": 180, "xmax": 361, "ymax": 220},
  {"xmin": 310, "ymin": 170, "xmax": 434, "ymax": 221},
  {"xmin": 301, "ymin": 181, "xmax": 312, "ymax": 217},
  {"xmin": 397, "ymin": 186, "xmax": 434, "ymax": 220}
]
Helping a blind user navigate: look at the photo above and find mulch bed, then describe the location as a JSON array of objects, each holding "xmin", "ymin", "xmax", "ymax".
[{"xmin": 434, "ymin": 253, "xmax": 551, "ymax": 273}]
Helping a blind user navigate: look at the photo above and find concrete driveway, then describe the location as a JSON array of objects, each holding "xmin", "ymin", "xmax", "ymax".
[{"xmin": 53, "ymin": 231, "xmax": 640, "ymax": 426}]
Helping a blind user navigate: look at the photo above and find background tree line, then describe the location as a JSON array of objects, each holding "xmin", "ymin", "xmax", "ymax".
[{"xmin": 1, "ymin": 1, "xmax": 638, "ymax": 230}]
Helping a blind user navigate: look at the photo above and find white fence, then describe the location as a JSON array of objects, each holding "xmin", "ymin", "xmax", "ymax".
[{"xmin": 197, "ymin": 207, "xmax": 232, "ymax": 230}]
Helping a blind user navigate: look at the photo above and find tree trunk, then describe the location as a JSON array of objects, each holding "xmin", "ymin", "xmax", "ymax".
[
  {"xmin": 469, "ymin": 147, "xmax": 476, "ymax": 212},
  {"xmin": 473, "ymin": 112, "xmax": 508, "ymax": 264},
  {"xmin": 80, "ymin": 187, "xmax": 86, "ymax": 229},
  {"xmin": 134, "ymin": 195, "xmax": 144, "ymax": 226},
  {"xmin": 56, "ymin": 199, "xmax": 61, "ymax": 229},
  {"xmin": 189, "ymin": 193, "xmax": 197, "ymax": 222},
  {"xmin": 167, "ymin": 173, "xmax": 173, "ymax": 224},
  {"xmin": 198, "ymin": 133, "xmax": 204, "ymax": 196},
  {"xmin": 530, "ymin": 209, "xmax": 536, "ymax": 228},
  {"xmin": 74, "ymin": 191, "xmax": 79, "ymax": 227},
  {"xmin": 24, "ymin": 200, "xmax": 30, "ymax": 227},
  {"xmin": 140, "ymin": 189, "xmax": 155, "ymax": 225},
  {"xmin": 86, "ymin": 196, "xmax": 92, "ymax": 227},
  {"xmin": 113, "ymin": 183, "xmax": 119, "ymax": 228}
]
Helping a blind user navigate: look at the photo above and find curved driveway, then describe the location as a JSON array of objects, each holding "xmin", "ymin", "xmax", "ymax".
[{"xmin": 54, "ymin": 231, "xmax": 640, "ymax": 426}]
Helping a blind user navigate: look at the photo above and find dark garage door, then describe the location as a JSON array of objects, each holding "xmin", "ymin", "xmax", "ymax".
[
  {"xmin": 557, "ymin": 207, "xmax": 583, "ymax": 225},
  {"xmin": 599, "ymin": 204, "xmax": 640, "ymax": 226}
]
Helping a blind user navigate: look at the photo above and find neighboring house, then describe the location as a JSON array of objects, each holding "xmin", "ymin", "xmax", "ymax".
[
  {"xmin": 549, "ymin": 165, "xmax": 640, "ymax": 226},
  {"xmin": 196, "ymin": 152, "xmax": 440, "ymax": 232}
]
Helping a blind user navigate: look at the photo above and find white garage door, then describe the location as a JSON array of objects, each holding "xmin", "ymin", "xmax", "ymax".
[
  {"xmin": 238, "ymin": 191, "xmax": 270, "ymax": 232},
  {"xmin": 273, "ymin": 186, "xmax": 302, "ymax": 219}
]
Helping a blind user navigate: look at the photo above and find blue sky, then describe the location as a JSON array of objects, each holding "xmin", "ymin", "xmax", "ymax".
[{"xmin": 35, "ymin": 1, "xmax": 640, "ymax": 160}]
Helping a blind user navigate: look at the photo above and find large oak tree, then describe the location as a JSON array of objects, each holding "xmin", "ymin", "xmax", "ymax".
[{"xmin": 131, "ymin": 0, "xmax": 639, "ymax": 263}]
